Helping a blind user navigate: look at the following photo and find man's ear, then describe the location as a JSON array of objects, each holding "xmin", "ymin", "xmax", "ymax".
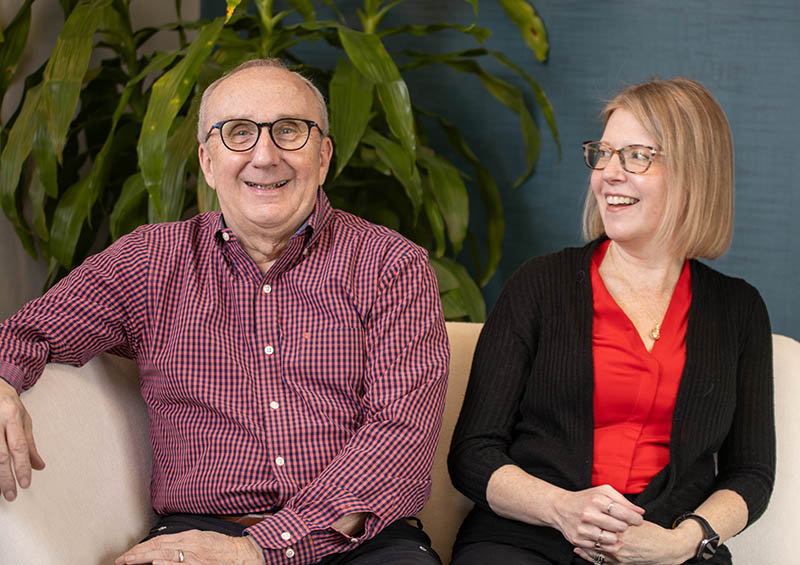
[
  {"xmin": 198, "ymin": 143, "xmax": 216, "ymax": 189},
  {"xmin": 317, "ymin": 136, "xmax": 333, "ymax": 186}
]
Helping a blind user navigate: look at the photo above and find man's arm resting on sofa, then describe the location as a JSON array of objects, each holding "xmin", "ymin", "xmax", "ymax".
[{"xmin": 0, "ymin": 378, "xmax": 45, "ymax": 502}]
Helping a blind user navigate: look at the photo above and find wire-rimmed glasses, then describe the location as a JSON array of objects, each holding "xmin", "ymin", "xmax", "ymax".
[
  {"xmin": 582, "ymin": 141, "xmax": 663, "ymax": 174},
  {"xmin": 206, "ymin": 118, "xmax": 323, "ymax": 152}
]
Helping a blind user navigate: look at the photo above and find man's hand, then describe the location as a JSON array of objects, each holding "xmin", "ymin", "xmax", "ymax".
[
  {"xmin": 115, "ymin": 530, "xmax": 266, "ymax": 565},
  {"xmin": 0, "ymin": 379, "xmax": 45, "ymax": 501}
]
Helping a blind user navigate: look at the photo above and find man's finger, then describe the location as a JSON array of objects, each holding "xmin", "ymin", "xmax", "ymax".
[
  {"xmin": 23, "ymin": 413, "xmax": 45, "ymax": 471},
  {"xmin": 0, "ymin": 439, "xmax": 17, "ymax": 501},
  {"xmin": 5, "ymin": 416, "xmax": 32, "ymax": 490}
]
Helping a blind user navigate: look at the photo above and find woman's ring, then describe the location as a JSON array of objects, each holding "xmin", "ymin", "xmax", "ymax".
[
  {"xmin": 606, "ymin": 502, "xmax": 614, "ymax": 515},
  {"xmin": 593, "ymin": 552, "xmax": 606, "ymax": 565},
  {"xmin": 178, "ymin": 550, "xmax": 185, "ymax": 563}
]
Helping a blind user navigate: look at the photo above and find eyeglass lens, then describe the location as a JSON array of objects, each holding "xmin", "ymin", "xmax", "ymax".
[
  {"xmin": 220, "ymin": 119, "xmax": 311, "ymax": 151},
  {"xmin": 583, "ymin": 142, "xmax": 654, "ymax": 174}
]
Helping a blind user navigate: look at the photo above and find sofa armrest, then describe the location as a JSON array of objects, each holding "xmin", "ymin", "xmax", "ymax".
[
  {"xmin": 0, "ymin": 354, "xmax": 154, "ymax": 564},
  {"xmin": 725, "ymin": 334, "xmax": 799, "ymax": 561}
]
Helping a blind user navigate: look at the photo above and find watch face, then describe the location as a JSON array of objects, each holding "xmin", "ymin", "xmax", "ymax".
[{"xmin": 699, "ymin": 535, "xmax": 720, "ymax": 560}]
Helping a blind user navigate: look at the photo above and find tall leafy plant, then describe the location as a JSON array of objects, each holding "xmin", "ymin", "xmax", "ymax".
[{"xmin": 0, "ymin": 0, "xmax": 558, "ymax": 321}]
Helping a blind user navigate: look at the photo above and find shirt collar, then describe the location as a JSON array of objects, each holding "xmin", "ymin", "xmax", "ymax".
[{"xmin": 212, "ymin": 187, "xmax": 334, "ymax": 247}]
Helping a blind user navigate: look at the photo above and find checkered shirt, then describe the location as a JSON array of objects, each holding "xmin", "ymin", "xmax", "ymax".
[{"xmin": 0, "ymin": 190, "xmax": 449, "ymax": 564}]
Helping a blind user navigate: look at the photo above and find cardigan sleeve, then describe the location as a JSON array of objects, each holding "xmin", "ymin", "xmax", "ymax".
[
  {"xmin": 715, "ymin": 286, "xmax": 775, "ymax": 526},
  {"xmin": 447, "ymin": 265, "xmax": 539, "ymax": 510}
]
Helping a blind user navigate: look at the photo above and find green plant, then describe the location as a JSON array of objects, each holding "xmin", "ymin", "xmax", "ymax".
[{"xmin": 0, "ymin": 0, "xmax": 558, "ymax": 321}]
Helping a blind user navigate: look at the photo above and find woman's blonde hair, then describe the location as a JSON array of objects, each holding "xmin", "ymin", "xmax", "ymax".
[{"xmin": 582, "ymin": 77, "xmax": 734, "ymax": 259}]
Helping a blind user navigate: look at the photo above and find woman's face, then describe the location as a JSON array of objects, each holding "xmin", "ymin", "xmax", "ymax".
[{"xmin": 591, "ymin": 109, "xmax": 668, "ymax": 251}]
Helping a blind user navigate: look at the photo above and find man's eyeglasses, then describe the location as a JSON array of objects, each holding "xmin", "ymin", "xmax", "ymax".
[
  {"xmin": 582, "ymin": 141, "xmax": 663, "ymax": 174},
  {"xmin": 206, "ymin": 118, "xmax": 323, "ymax": 152}
]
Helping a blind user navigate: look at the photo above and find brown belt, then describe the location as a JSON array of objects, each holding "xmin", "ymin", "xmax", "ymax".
[{"xmin": 211, "ymin": 512, "xmax": 275, "ymax": 528}]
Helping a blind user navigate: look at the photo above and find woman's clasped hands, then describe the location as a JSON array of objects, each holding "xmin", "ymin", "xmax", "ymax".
[{"xmin": 550, "ymin": 484, "xmax": 644, "ymax": 563}]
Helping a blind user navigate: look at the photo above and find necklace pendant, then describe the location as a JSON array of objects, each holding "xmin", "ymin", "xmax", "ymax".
[{"xmin": 650, "ymin": 324, "xmax": 661, "ymax": 341}]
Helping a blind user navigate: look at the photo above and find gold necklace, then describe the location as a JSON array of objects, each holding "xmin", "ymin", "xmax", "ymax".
[{"xmin": 606, "ymin": 244, "xmax": 669, "ymax": 342}]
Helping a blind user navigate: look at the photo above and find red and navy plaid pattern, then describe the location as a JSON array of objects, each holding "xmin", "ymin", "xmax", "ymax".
[{"xmin": 0, "ymin": 190, "xmax": 449, "ymax": 564}]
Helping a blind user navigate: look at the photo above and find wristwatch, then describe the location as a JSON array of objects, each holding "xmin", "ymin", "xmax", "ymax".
[{"xmin": 672, "ymin": 513, "xmax": 720, "ymax": 561}]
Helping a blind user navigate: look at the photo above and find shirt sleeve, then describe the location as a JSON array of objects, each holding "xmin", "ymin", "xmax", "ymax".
[
  {"xmin": 715, "ymin": 285, "xmax": 775, "ymax": 526},
  {"xmin": 0, "ymin": 230, "xmax": 148, "ymax": 392},
  {"xmin": 244, "ymin": 245, "xmax": 450, "ymax": 563},
  {"xmin": 447, "ymin": 266, "xmax": 537, "ymax": 510}
]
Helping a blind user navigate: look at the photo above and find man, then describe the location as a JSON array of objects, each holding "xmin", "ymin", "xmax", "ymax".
[{"xmin": 0, "ymin": 59, "xmax": 449, "ymax": 564}]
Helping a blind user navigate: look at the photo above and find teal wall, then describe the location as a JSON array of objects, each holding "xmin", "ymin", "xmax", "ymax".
[{"xmin": 202, "ymin": 1, "xmax": 800, "ymax": 339}]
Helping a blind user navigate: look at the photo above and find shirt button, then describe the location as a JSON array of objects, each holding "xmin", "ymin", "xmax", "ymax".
[
  {"xmin": 285, "ymin": 548, "xmax": 295, "ymax": 558},
  {"xmin": 301, "ymin": 248, "xmax": 308, "ymax": 256},
  {"xmin": 275, "ymin": 456, "xmax": 285, "ymax": 466},
  {"xmin": 349, "ymin": 537, "xmax": 358, "ymax": 544},
  {"xmin": 264, "ymin": 345, "xmax": 274, "ymax": 355},
  {"xmin": 281, "ymin": 532, "xmax": 292, "ymax": 541},
  {"xmin": 269, "ymin": 401, "xmax": 279, "ymax": 410},
  {"xmin": 222, "ymin": 232, "xmax": 230, "ymax": 242},
  {"xmin": 262, "ymin": 284, "xmax": 272, "ymax": 294}
]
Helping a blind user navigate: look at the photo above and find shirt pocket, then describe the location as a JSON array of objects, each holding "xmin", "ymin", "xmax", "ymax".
[{"xmin": 281, "ymin": 323, "xmax": 366, "ymax": 431}]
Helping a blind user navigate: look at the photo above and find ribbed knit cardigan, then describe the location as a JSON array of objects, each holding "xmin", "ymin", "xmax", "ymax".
[{"xmin": 448, "ymin": 240, "xmax": 775, "ymax": 565}]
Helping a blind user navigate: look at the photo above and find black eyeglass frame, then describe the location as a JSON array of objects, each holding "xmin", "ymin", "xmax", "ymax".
[
  {"xmin": 581, "ymin": 140, "xmax": 664, "ymax": 174},
  {"xmin": 205, "ymin": 118, "xmax": 323, "ymax": 152}
]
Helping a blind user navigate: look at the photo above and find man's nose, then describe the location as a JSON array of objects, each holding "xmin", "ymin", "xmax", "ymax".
[{"xmin": 250, "ymin": 129, "xmax": 281, "ymax": 164}]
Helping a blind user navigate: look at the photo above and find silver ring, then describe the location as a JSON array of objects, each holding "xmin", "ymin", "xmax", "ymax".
[
  {"xmin": 606, "ymin": 502, "xmax": 615, "ymax": 515},
  {"xmin": 595, "ymin": 539, "xmax": 602, "ymax": 550},
  {"xmin": 178, "ymin": 549, "xmax": 185, "ymax": 563},
  {"xmin": 593, "ymin": 552, "xmax": 605, "ymax": 565}
]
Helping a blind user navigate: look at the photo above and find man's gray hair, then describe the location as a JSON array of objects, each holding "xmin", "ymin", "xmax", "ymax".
[{"xmin": 196, "ymin": 58, "xmax": 329, "ymax": 144}]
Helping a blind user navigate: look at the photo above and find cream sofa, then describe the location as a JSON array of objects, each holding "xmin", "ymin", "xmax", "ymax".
[{"xmin": 0, "ymin": 323, "xmax": 796, "ymax": 564}]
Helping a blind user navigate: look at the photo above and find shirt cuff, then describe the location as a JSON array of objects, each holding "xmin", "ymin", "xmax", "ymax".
[{"xmin": 0, "ymin": 361, "xmax": 28, "ymax": 393}]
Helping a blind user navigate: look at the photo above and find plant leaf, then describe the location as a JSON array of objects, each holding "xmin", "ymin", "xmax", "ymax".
[
  {"xmin": 110, "ymin": 173, "xmax": 147, "ymax": 240},
  {"xmin": 379, "ymin": 22, "xmax": 489, "ymax": 43},
  {"xmin": 491, "ymin": 50, "xmax": 560, "ymax": 158},
  {"xmin": 418, "ymin": 147, "xmax": 468, "ymax": 254},
  {"xmin": 137, "ymin": 16, "xmax": 225, "ymax": 219},
  {"xmin": 433, "ymin": 256, "xmax": 485, "ymax": 322},
  {"xmin": 49, "ymin": 176, "xmax": 91, "ymax": 266},
  {"xmin": 434, "ymin": 113, "xmax": 503, "ymax": 285},
  {"xmin": 429, "ymin": 257, "xmax": 458, "ymax": 293},
  {"xmin": 225, "ymin": 0, "xmax": 242, "ymax": 21},
  {"xmin": 439, "ymin": 288, "xmax": 468, "ymax": 320},
  {"xmin": 423, "ymin": 192, "xmax": 445, "ymax": 258},
  {"xmin": 337, "ymin": 26, "xmax": 416, "ymax": 156},
  {"xmin": 42, "ymin": 0, "xmax": 113, "ymax": 160},
  {"xmin": 0, "ymin": 0, "xmax": 33, "ymax": 102},
  {"xmin": 329, "ymin": 57, "xmax": 374, "ymax": 178},
  {"xmin": 196, "ymin": 170, "xmax": 220, "ymax": 213},
  {"xmin": 285, "ymin": 0, "xmax": 315, "ymax": 21},
  {"xmin": 402, "ymin": 49, "xmax": 541, "ymax": 185},
  {"xmin": 161, "ymin": 96, "xmax": 201, "ymax": 221},
  {"xmin": 0, "ymin": 83, "xmax": 42, "ymax": 255},
  {"xmin": 362, "ymin": 128, "xmax": 422, "ymax": 212},
  {"xmin": 497, "ymin": 0, "xmax": 548, "ymax": 62}
]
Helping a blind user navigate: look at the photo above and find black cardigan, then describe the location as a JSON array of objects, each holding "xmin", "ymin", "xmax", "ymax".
[{"xmin": 448, "ymin": 240, "xmax": 775, "ymax": 564}]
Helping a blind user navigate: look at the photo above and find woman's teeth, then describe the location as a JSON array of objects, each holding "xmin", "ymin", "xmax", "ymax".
[
  {"xmin": 606, "ymin": 195, "xmax": 639, "ymax": 205},
  {"xmin": 246, "ymin": 180, "xmax": 288, "ymax": 190}
]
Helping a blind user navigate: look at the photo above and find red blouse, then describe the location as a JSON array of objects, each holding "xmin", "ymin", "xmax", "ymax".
[{"xmin": 591, "ymin": 240, "xmax": 691, "ymax": 493}]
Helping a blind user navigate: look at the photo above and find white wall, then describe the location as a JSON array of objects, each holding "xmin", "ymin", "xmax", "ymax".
[{"xmin": 0, "ymin": 0, "xmax": 200, "ymax": 320}]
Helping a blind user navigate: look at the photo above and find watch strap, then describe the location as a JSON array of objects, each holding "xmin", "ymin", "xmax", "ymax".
[{"xmin": 672, "ymin": 513, "xmax": 720, "ymax": 561}]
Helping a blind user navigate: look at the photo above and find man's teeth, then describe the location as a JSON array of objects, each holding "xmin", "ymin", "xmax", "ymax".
[
  {"xmin": 246, "ymin": 180, "xmax": 288, "ymax": 190},
  {"xmin": 606, "ymin": 195, "xmax": 639, "ymax": 205}
]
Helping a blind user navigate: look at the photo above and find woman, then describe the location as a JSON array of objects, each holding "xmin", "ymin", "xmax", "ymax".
[{"xmin": 447, "ymin": 78, "xmax": 774, "ymax": 565}]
